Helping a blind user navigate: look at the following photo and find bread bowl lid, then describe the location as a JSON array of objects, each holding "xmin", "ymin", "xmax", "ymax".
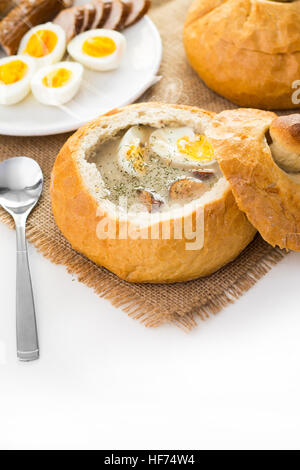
[{"xmin": 207, "ymin": 108, "xmax": 300, "ymax": 251}]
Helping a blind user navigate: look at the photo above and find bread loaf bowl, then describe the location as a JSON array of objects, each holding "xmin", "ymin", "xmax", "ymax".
[
  {"xmin": 183, "ymin": 0, "xmax": 300, "ymax": 109},
  {"xmin": 50, "ymin": 103, "xmax": 256, "ymax": 283}
]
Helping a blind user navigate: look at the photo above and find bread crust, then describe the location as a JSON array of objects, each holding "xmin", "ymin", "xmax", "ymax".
[
  {"xmin": 183, "ymin": 0, "xmax": 300, "ymax": 109},
  {"xmin": 270, "ymin": 114, "xmax": 300, "ymax": 154},
  {"xmin": 270, "ymin": 114, "xmax": 300, "ymax": 172},
  {"xmin": 207, "ymin": 108, "xmax": 300, "ymax": 251},
  {"xmin": 50, "ymin": 103, "xmax": 256, "ymax": 283}
]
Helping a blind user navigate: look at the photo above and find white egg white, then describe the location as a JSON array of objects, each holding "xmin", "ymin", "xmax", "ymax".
[
  {"xmin": 0, "ymin": 55, "xmax": 36, "ymax": 106},
  {"xmin": 118, "ymin": 126, "xmax": 150, "ymax": 176},
  {"xmin": 18, "ymin": 23, "xmax": 66, "ymax": 68},
  {"xmin": 149, "ymin": 127, "xmax": 217, "ymax": 169},
  {"xmin": 67, "ymin": 29, "xmax": 126, "ymax": 72},
  {"xmin": 31, "ymin": 61, "xmax": 83, "ymax": 106}
]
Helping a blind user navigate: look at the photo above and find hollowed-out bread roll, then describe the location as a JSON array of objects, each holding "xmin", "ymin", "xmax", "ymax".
[
  {"xmin": 183, "ymin": 0, "xmax": 300, "ymax": 109},
  {"xmin": 50, "ymin": 103, "xmax": 256, "ymax": 283},
  {"xmin": 207, "ymin": 108, "xmax": 300, "ymax": 251}
]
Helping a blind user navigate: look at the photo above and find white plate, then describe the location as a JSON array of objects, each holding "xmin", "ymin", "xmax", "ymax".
[{"xmin": 0, "ymin": 16, "xmax": 162, "ymax": 136}]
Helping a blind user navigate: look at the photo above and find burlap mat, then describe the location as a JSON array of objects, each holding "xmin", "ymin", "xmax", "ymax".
[{"xmin": 0, "ymin": 0, "xmax": 286, "ymax": 329}]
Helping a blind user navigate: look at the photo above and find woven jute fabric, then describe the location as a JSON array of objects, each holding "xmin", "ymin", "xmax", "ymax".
[{"xmin": 0, "ymin": 0, "xmax": 286, "ymax": 329}]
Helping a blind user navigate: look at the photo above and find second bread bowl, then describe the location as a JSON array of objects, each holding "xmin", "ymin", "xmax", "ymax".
[{"xmin": 183, "ymin": 0, "xmax": 300, "ymax": 109}]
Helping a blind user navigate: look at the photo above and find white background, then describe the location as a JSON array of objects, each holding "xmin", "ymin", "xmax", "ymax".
[{"xmin": 0, "ymin": 221, "xmax": 299, "ymax": 450}]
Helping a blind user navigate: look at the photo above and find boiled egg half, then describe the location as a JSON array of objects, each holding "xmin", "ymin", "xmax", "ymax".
[
  {"xmin": 0, "ymin": 55, "xmax": 36, "ymax": 105},
  {"xmin": 118, "ymin": 126, "xmax": 150, "ymax": 176},
  {"xmin": 149, "ymin": 127, "xmax": 216, "ymax": 169},
  {"xmin": 18, "ymin": 23, "xmax": 66, "ymax": 68},
  {"xmin": 31, "ymin": 62, "xmax": 83, "ymax": 106},
  {"xmin": 67, "ymin": 29, "xmax": 126, "ymax": 71}
]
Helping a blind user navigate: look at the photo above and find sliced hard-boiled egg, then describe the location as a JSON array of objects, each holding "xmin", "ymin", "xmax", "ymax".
[
  {"xmin": 118, "ymin": 126, "xmax": 151, "ymax": 176},
  {"xmin": 67, "ymin": 29, "xmax": 126, "ymax": 71},
  {"xmin": 0, "ymin": 55, "xmax": 36, "ymax": 105},
  {"xmin": 31, "ymin": 62, "xmax": 83, "ymax": 106},
  {"xmin": 18, "ymin": 23, "xmax": 66, "ymax": 68},
  {"xmin": 149, "ymin": 127, "xmax": 216, "ymax": 169}
]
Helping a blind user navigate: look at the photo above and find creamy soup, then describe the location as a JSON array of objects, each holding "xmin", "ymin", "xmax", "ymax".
[{"xmin": 88, "ymin": 125, "xmax": 222, "ymax": 213}]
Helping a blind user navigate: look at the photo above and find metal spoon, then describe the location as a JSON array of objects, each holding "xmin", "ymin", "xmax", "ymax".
[{"xmin": 0, "ymin": 157, "xmax": 43, "ymax": 362}]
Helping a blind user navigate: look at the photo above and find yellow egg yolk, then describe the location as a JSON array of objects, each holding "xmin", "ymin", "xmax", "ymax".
[
  {"xmin": 126, "ymin": 145, "xmax": 147, "ymax": 173},
  {"xmin": 82, "ymin": 36, "xmax": 117, "ymax": 57},
  {"xmin": 42, "ymin": 68, "xmax": 73, "ymax": 88},
  {"xmin": 0, "ymin": 60, "xmax": 28, "ymax": 85},
  {"xmin": 177, "ymin": 135, "xmax": 215, "ymax": 162},
  {"xmin": 24, "ymin": 30, "xmax": 58, "ymax": 58}
]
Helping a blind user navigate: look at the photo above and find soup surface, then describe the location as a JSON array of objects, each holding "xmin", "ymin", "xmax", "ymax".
[{"xmin": 88, "ymin": 125, "xmax": 222, "ymax": 213}]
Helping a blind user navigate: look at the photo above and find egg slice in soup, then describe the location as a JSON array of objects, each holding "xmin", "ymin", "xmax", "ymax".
[
  {"xmin": 0, "ymin": 55, "xmax": 36, "ymax": 105},
  {"xmin": 31, "ymin": 62, "xmax": 83, "ymax": 106},
  {"xmin": 67, "ymin": 29, "xmax": 126, "ymax": 71},
  {"xmin": 149, "ymin": 127, "xmax": 216, "ymax": 169},
  {"xmin": 18, "ymin": 23, "xmax": 66, "ymax": 68},
  {"xmin": 118, "ymin": 126, "xmax": 151, "ymax": 176}
]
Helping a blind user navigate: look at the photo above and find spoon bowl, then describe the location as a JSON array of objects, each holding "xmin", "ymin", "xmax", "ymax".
[
  {"xmin": 0, "ymin": 157, "xmax": 43, "ymax": 215},
  {"xmin": 0, "ymin": 157, "xmax": 43, "ymax": 361}
]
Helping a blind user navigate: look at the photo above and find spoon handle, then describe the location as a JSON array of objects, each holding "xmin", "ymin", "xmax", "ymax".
[{"xmin": 16, "ymin": 222, "xmax": 39, "ymax": 362}]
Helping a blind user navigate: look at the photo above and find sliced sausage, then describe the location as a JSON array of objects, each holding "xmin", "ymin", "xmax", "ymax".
[
  {"xmin": 54, "ymin": 8, "xmax": 75, "ymax": 42},
  {"xmin": 191, "ymin": 169, "xmax": 215, "ymax": 180},
  {"xmin": 86, "ymin": 4, "xmax": 97, "ymax": 29},
  {"xmin": 54, "ymin": 7, "xmax": 83, "ymax": 43},
  {"xmin": 169, "ymin": 178, "xmax": 207, "ymax": 202},
  {"xmin": 80, "ymin": 4, "xmax": 96, "ymax": 33},
  {"xmin": 137, "ymin": 189, "xmax": 163, "ymax": 213},
  {"xmin": 99, "ymin": 0, "xmax": 112, "ymax": 27},
  {"xmin": 102, "ymin": 0, "xmax": 127, "ymax": 30},
  {"xmin": 0, "ymin": 0, "xmax": 72, "ymax": 55},
  {"xmin": 123, "ymin": 0, "xmax": 151, "ymax": 28},
  {"xmin": 119, "ymin": 0, "xmax": 132, "ymax": 28},
  {"xmin": 91, "ymin": 0, "xmax": 104, "ymax": 29},
  {"xmin": 74, "ymin": 6, "xmax": 85, "ymax": 35}
]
